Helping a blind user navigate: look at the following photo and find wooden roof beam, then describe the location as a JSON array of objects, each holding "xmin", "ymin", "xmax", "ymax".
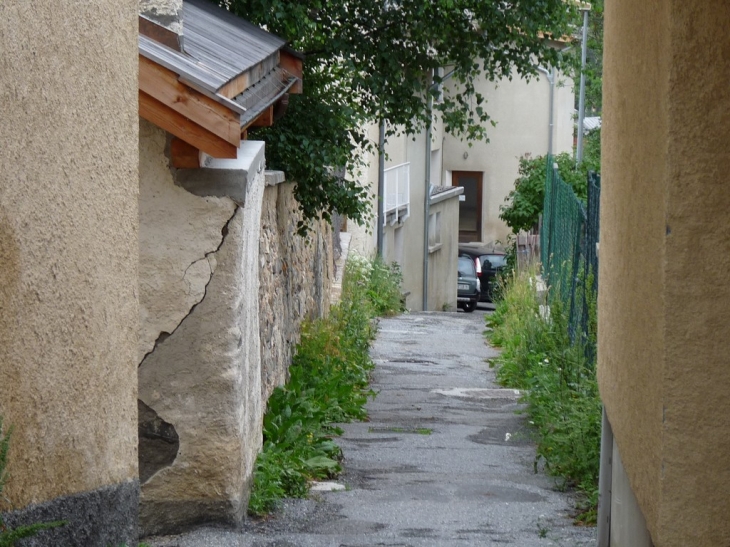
[
  {"xmin": 140, "ymin": 91, "xmax": 237, "ymax": 159},
  {"xmin": 217, "ymin": 54, "xmax": 280, "ymax": 99},
  {"xmin": 139, "ymin": 55, "xmax": 241, "ymax": 147},
  {"xmin": 280, "ymin": 48, "xmax": 303, "ymax": 94}
]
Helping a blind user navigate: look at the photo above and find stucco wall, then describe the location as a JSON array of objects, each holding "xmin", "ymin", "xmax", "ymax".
[
  {"xmin": 443, "ymin": 70, "xmax": 574, "ymax": 244},
  {"xmin": 598, "ymin": 0, "xmax": 669, "ymax": 536},
  {"xmin": 427, "ymin": 192, "xmax": 461, "ymax": 311},
  {"xmin": 599, "ymin": 1, "xmax": 730, "ymax": 545},
  {"xmin": 0, "ymin": 0, "xmax": 139, "ymax": 543}
]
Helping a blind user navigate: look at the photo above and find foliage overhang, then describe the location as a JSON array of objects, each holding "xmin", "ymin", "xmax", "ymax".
[{"xmin": 224, "ymin": 0, "xmax": 580, "ymax": 231}]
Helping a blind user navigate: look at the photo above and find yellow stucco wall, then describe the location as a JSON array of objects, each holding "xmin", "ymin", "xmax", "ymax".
[
  {"xmin": 599, "ymin": 1, "xmax": 730, "ymax": 545},
  {"xmin": 0, "ymin": 0, "xmax": 139, "ymax": 508},
  {"xmin": 598, "ymin": 0, "xmax": 670, "ymax": 534},
  {"xmin": 659, "ymin": 2, "xmax": 730, "ymax": 544}
]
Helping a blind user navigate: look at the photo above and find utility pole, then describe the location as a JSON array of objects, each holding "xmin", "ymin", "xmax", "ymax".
[
  {"xmin": 421, "ymin": 70, "xmax": 434, "ymax": 311},
  {"xmin": 576, "ymin": 7, "xmax": 590, "ymax": 166},
  {"xmin": 377, "ymin": 119, "xmax": 385, "ymax": 257}
]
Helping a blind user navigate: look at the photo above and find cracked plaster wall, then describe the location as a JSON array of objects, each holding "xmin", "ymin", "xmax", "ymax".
[
  {"xmin": 137, "ymin": 121, "xmax": 334, "ymax": 535},
  {"xmin": 138, "ymin": 120, "xmax": 236, "ymax": 362},
  {"xmin": 138, "ymin": 121, "xmax": 264, "ymax": 534}
]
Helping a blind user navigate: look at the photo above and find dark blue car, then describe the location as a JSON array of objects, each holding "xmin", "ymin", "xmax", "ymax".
[{"xmin": 457, "ymin": 256, "xmax": 480, "ymax": 313}]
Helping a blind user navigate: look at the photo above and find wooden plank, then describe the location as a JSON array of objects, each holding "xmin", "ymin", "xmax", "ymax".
[
  {"xmin": 140, "ymin": 91, "xmax": 237, "ymax": 159},
  {"xmin": 250, "ymin": 106, "xmax": 274, "ymax": 128},
  {"xmin": 280, "ymin": 49, "xmax": 303, "ymax": 94},
  {"xmin": 218, "ymin": 71, "xmax": 250, "ymax": 100},
  {"xmin": 139, "ymin": 15, "xmax": 183, "ymax": 52},
  {"xmin": 139, "ymin": 55, "xmax": 240, "ymax": 147},
  {"xmin": 170, "ymin": 138, "xmax": 201, "ymax": 169},
  {"xmin": 217, "ymin": 54, "xmax": 279, "ymax": 99}
]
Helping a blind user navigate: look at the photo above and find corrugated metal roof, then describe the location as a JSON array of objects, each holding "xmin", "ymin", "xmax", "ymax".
[
  {"xmin": 235, "ymin": 67, "xmax": 297, "ymax": 127},
  {"xmin": 139, "ymin": 0, "xmax": 286, "ymax": 95},
  {"xmin": 140, "ymin": 34, "xmax": 227, "ymax": 93},
  {"xmin": 184, "ymin": 0, "xmax": 285, "ymax": 80}
]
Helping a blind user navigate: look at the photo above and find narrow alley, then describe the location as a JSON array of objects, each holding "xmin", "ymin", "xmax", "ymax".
[{"xmin": 149, "ymin": 310, "xmax": 597, "ymax": 547}]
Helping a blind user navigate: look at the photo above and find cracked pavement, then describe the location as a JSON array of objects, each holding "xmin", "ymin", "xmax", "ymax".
[{"xmin": 147, "ymin": 308, "xmax": 597, "ymax": 546}]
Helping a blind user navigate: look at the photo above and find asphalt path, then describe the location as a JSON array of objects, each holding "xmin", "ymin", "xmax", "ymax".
[{"xmin": 148, "ymin": 307, "xmax": 596, "ymax": 547}]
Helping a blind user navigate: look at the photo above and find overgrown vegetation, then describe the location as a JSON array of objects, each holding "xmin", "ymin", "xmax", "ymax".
[
  {"xmin": 248, "ymin": 256, "xmax": 403, "ymax": 516},
  {"xmin": 486, "ymin": 265, "xmax": 601, "ymax": 523},
  {"xmin": 0, "ymin": 418, "xmax": 66, "ymax": 546},
  {"xmin": 499, "ymin": 129, "xmax": 601, "ymax": 234}
]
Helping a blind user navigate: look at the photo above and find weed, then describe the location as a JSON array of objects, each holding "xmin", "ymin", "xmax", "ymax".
[
  {"xmin": 486, "ymin": 264, "xmax": 601, "ymax": 523},
  {"xmin": 248, "ymin": 255, "xmax": 403, "ymax": 516},
  {"xmin": 0, "ymin": 418, "xmax": 66, "ymax": 547}
]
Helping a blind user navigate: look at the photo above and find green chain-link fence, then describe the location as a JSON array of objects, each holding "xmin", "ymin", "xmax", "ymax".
[{"xmin": 540, "ymin": 157, "xmax": 601, "ymax": 361}]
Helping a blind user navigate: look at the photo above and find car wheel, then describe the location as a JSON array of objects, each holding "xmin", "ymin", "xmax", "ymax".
[{"xmin": 463, "ymin": 301, "xmax": 477, "ymax": 313}]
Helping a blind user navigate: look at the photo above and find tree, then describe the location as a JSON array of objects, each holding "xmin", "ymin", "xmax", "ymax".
[
  {"xmin": 226, "ymin": 0, "xmax": 579, "ymax": 232},
  {"xmin": 499, "ymin": 129, "xmax": 601, "ymax": 234}
]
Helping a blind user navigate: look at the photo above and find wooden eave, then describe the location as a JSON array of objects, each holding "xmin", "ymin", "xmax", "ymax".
[
  {"xmin": 138, "ymin": 0, "xmax": 304, "ymax": 161},
  {"xmin": 139, "ymin": 54, "xmax": 241, "ymax": 159}
]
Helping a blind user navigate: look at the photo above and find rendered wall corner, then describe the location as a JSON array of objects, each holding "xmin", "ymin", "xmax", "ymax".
[
  {"xmin": 599, "ymin": 1, "xmax": 730, "ymax": 545},
  {"xmin": 0, "ymin": 1, "xmax": 140, "ymax": 545}
]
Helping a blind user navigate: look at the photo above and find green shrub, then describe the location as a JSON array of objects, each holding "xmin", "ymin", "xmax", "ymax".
[
  {"xmin": 486, "ymin": 265, "xmax": 601, "ymax": 522},
  {"xmin": 499, "ymin": 130, "xmax": 601, "ymax": 234},
  {"xmin": 248, "ymin": 254, "xmax": 403, "ymax": 515}
]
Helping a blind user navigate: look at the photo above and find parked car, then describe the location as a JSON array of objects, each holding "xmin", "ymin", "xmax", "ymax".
[
  {"xmin": 458, "ymin": 244, "xmax": 508, "ymax": 302},
  {"xmin": 457, "ymin": 256, "xmax": 480, "ymax": 313}
]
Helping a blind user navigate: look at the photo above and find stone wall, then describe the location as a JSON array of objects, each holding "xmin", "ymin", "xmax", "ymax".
[
  {"xmin": 137, "ymin": 121, "xmax": 333, "ymax": 535},
  {"xmin": 258, "ymin": 175, "xmax": 333, "ymax": 401}
]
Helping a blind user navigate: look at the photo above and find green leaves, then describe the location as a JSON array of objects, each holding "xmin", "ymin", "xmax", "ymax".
[
  {"xmin": 224, "ymin": 0, "xmax": 578, "ymax": 229},
  {"xmin": 486, "ymin": 265, "xmax": 600, "ymax": 524},
  {"xmin": 499, "ymin": 130, "xmax": 601, "ymax": 234}
]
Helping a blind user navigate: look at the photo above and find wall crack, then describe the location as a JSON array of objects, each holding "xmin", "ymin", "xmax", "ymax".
[{"xmin": 138, "ymin": 207, "xmax": 238, "ymax": 368}]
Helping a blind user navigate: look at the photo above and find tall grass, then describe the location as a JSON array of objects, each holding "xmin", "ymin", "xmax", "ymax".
[
  {"xmin": 248, "ymin": 255, "xmax": 403, "ymax": 515},
  {"xmin": 487, "ymin": 264, "xmax": 601, "ymax": 522}
]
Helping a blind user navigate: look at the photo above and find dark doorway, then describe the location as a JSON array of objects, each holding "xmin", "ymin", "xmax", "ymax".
[{"xmin": 453, "ymin": 171, "xmax": 483, "ymax": 242}]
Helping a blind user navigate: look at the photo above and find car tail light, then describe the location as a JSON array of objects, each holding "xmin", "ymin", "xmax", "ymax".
[{"xmin": 474, "ymin": 257, "xmax": 481, "ymax": 277}]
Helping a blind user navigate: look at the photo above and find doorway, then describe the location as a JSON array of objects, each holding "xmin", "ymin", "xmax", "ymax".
[{"xmin": 453, "ymin": 171, "xmax": 483, "ymax": 242}]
